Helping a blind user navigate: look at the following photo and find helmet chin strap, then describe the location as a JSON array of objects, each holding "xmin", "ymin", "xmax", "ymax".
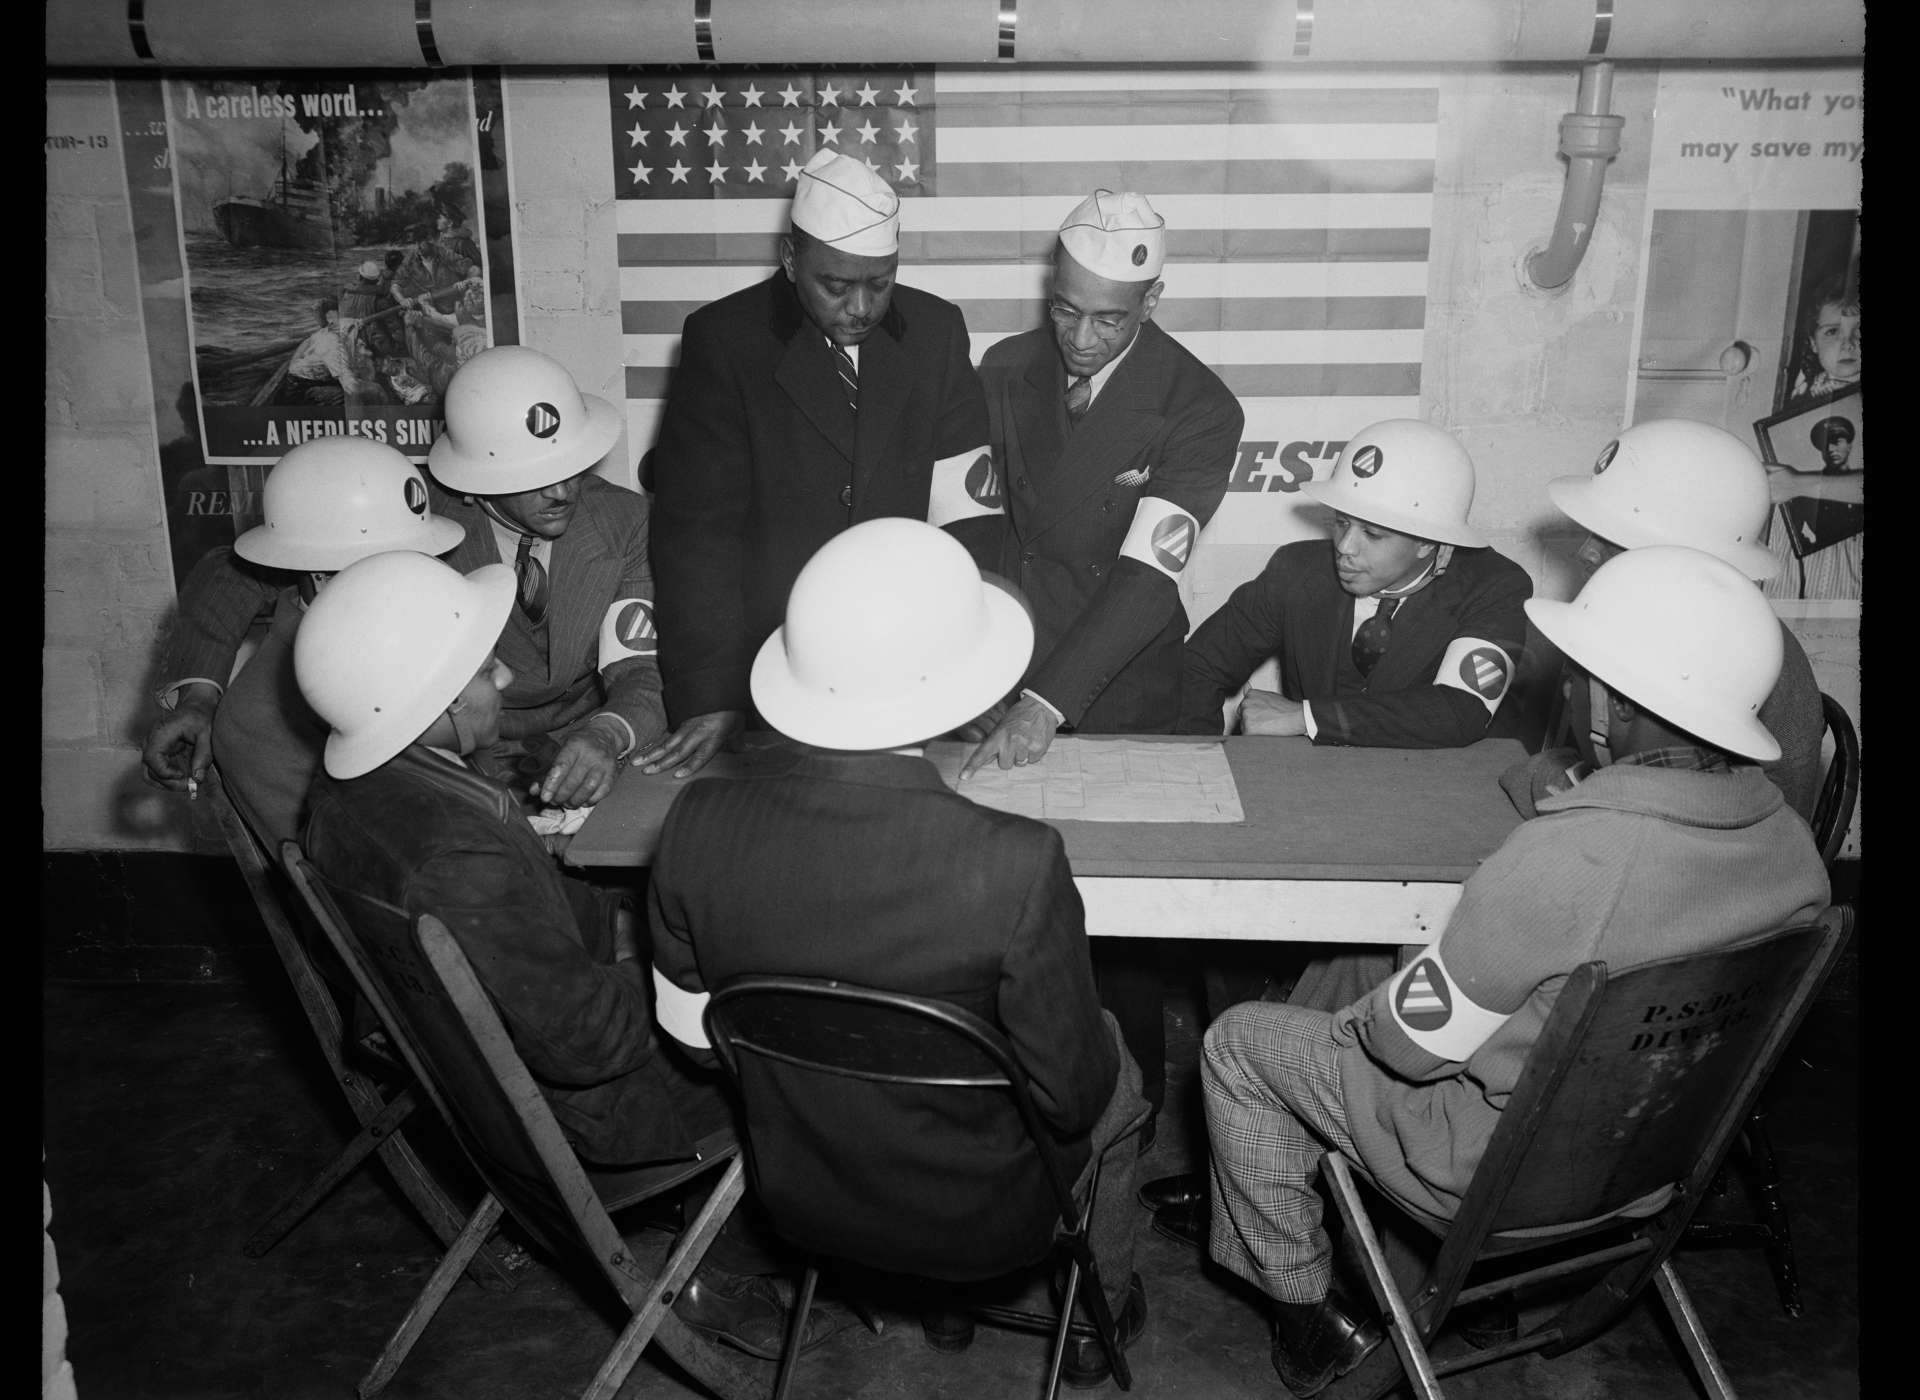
[
  {"xmin": 1378, "ymin": 544, "xmax": 1453, "ymax": 601},
  {"xmin": 446, "ymin": 699, "xmax": 481, "ymax": 755},
  {"xmin": 1586, "ymin": 674, "xmax": 1614, "ymax": 767}
]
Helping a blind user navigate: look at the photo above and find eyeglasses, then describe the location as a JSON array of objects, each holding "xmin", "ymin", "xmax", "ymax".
[{"xmin": 1047, "ymin": 302, "xmax": 1132, "ymax": 339}]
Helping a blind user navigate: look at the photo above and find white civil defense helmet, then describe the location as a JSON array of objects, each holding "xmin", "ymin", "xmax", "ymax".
[
  {"xmin": 751, "ymin": 518, "xmax": 1035, "ymax": 750},
  {"xmin": 427, "ymin": 345, "xmax": 623, "ymax": 495},
  {"xmin": 1524, "ymin": 545, "xmax": 1783, "ymax": 761},
  {"xmin": 1302, "ymin": 419, "xmax": 1487, "ymax": 548},
  {"xmin": 1547, "ymin": 419, "xmax": 1781, "ymax": 581},
  {"xmin": 294, "ymin": 551, "xmax": 517, "ymax": 779},
  {"xmin": 233, "ymin": 437, "xmax": 465, "ymax": 572}
]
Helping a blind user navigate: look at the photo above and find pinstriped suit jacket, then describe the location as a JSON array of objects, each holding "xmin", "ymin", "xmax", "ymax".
[{"xmin": 430, "ymin": 478, "xmax": 667, "ymax": 747}]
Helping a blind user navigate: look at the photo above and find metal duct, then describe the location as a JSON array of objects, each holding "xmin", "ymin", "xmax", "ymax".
[{"xmin": 48, "ymin": 0, "xmax": 1865, "ymax": 69}]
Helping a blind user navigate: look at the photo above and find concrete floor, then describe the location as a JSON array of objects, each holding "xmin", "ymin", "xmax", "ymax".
[{"xmin": 43, "ymin": 955, "xmax": 1858, "ymax": 1400}]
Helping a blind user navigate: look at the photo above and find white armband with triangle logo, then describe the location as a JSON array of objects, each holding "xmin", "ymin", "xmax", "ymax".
[
  {"xmin": 1436, "ymin": 636, "xmax": 1515, "ymax": 718},
  {"xmin": 1118, "ymin": 497, "xmax": 1199, "ymax": 580},
  {"xmin": 1386, "ymin": 945, "xmax": 1512, "ymax": 1061},
  {"xmin": 599, "ymin": 598, "xmax": 659, "ymax": 669},
  {"xmin": 927, "ymin": 444, "xmax": 1004, "ymax": 527},
  {"xmin": 652, "ymin": 967, "xmax": 712, "ymax": 1050}
]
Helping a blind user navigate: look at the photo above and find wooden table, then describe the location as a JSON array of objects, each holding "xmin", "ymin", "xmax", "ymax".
[{"xmin": 563, "ymin": 734, "xmax": 1528, "ymax": 944}]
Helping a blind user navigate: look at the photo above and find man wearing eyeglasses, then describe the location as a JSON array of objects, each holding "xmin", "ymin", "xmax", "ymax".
[
  {"xmin": 964, "ymin": 188, "xmax": 1244, "ymax": 1136},
  {"xmin": 964, "ymin": 190, "xmax": 1241, "ymax": 770}
]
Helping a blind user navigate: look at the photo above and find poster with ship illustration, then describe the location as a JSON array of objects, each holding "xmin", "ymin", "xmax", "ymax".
[{"xmin": 160, "ymin": 72, "xmax": 516, "ymax": 472}]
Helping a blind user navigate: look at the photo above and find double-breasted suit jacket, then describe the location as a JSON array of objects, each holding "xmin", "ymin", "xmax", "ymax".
[{"xmin": 980, "ymin": 320, "xmax": 1242, "ymax": 733}]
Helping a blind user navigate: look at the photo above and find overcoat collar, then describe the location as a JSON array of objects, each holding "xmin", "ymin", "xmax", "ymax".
[{"xmin": 769, "ymin": 273, "xmax": 911, "ymax": 475}]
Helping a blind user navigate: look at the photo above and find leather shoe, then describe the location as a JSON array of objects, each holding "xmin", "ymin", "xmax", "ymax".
[
  {"xmin": 1137, "ymin": 1171, "xmax": 1207, "ymax": 1212},
  {"xmin": 1151, "ymin": 1197, "xmax": 1208, "ymax": 1251},
  {"xmin": 1270, "ymin": 1291, "xmax": 1385, "ymax": 1398},
  {"xmin": 1059, "ymin": 1272, "xmax": 1148, "ymax": 1389},
  {"xmin": 919, "ymin": 1306, "xmax": 975, "ymax": 1353},
  {"xmin": 673, "ymin": 1266, "xmax": 832, "ymax": 1361},
  {"xmin": 1454, "ymin": 1296, "xmax": 1520, "ymax": 1350}
]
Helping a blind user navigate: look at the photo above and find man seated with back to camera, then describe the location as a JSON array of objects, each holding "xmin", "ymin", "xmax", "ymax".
[
  {"xmin": 648, "ymin": 518, "xmax": 1153, "ymax": 1390},
  {"xmin": 292, "ymin": 549, "xmax": 834, "ymax": 1360},
  {"xmin": 1140, "ymin": 420, "xmax": 1532, "ymax": 1247},
  {"xmin": 139, "ymin": 438, "xmax": 466, "ymax": 850},
  {"xmin": 1199, "ymin": 544, "xmax": 1829, "ymax": 1397}
]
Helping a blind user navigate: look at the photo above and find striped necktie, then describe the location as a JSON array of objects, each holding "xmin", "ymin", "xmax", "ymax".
[
  {"xmin": 831, "ymin": 342, "xmax": 858, "ymax": 414},
  {"xmin": 1350, "ymin": 595, "xmax": 1403, "ymax": 678},
  {"xmin": 514, "ymin": 532, "xmax": 549, "ymax": 627},
  {"xmin": 1065, "ymin": 375, "xmax": 1092, "ymax": 422}
]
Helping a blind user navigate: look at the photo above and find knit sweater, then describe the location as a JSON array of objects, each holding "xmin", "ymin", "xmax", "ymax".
[{"xmin": 1330, "ymin": 759, "xmax": 1830, "ymax": 1221}]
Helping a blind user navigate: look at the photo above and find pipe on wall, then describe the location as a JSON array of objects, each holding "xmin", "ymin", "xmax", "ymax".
[
  {"xmin": 49, "ymin": 0, "xmax": 1865, "ymax": 69},
  {"xmin": 1526, "ymin": 61, "xmax": 1625, "ymax": 291}
]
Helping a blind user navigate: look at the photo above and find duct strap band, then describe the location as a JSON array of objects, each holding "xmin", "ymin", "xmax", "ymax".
[
  {"xmin": 128, "ymin": 0, "xmax": 154, "ymax": 60},
  {"xmin": 1590, "ymin": 0, "xmax": 1614, "ymax": 56},
  {"xmin": 415, "ymin": 0, "xmax": 444, "ymax": 67},
  {"xmin": 696, "ymin": 0, "xmax": 716, "ymax": 61}
]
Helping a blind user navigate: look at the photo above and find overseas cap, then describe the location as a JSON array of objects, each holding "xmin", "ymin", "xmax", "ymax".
[
  {"xmin": 790, "ymin": 149, "xmax": 900, "ymax": 257},
  {"xmin": 1058, "ymin": 189, "xmax": 1166, "ymax": 282}
]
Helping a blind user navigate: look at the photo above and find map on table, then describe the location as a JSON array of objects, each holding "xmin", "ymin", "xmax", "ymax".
[{"xmin": 931, "ymin": 738, "xmax": 1244, "ymax": 823}]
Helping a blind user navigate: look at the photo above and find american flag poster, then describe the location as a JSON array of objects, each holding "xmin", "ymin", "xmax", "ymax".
[{"xmin": 608, "ymin": 65, "xmax": 1439, "ymax": 610}]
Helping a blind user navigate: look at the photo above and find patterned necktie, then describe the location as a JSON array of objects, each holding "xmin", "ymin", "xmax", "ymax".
[
  {"xmin": 1350, "ymin": 595, "xmax": 1404, "ymax": 679},
  {"xmin": 514, "ymin": 532, "xmax": 549, "ymax": 627},
  {"xmin": 831, "ymin": 342, "xmax": 859, "ymax": 414},
  {"xmin": 1065, "ymin": 375, "xmax": 1092, "ymax": 422}
]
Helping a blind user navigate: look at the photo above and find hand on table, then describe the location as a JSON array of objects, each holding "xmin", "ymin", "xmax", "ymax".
[
  {"xmin": 960, "ymin": 695, "xmax": 1061, "ymax": 778},
  {"xmin": 636, "ymin": 709, "xmax": 745, "ymax": 779},
  {"xmin": 1238, "ymin": 689, "xmax": 1308, "ymax": 737},
  {"xmin": 141, "ymin": 684, "xmax": 220, "ymax": 794},
  {"xmin": 535, "ymin": 718, "xmax": 625, "ymax": 808}
]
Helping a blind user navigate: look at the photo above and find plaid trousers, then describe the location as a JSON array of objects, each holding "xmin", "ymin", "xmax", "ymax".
[{"xmin": 1202, "ymin": 1001, "xmax": 1359, "ymax": 1304}]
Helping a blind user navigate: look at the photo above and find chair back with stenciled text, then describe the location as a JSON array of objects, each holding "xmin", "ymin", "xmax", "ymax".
[{"xmin": 1321, "ymin": 905, "xmax": 1852, "ymax": 1400}]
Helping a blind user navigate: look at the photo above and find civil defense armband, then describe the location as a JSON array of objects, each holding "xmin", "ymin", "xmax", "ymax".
[
  {"xmin": 651, "ymin": 967, "xmax": 712, "ymax": 1050},
  {"xmin": 926, "ymin": 444, "xmax": 1004, "ymax": 527},
  {"xmin": 598, "ymin": 598, "xmax": 660, "ymax": 670},
  {"xmin": 1384, "ymin": 945, "xmax": 1512, "ymax": 1062},
  {"xmin": 1118, "ymin": 497, "xmax": 1200, "ymax": 582},
  {"xmin": 1435, "ymin": 636, "xmax": 1515, "ymax": 718}
]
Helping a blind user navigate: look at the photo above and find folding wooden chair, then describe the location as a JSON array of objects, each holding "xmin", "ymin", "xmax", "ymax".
[
  {"xmin": 282, "ymin": 841, "xmax": 768, "ymax": 1400},
  {"xmin": 1685, "ymin": 694, "xmax": 1861, "ymax": 1317},
  {"xmin": 1316, "ymin": 905, "xmax": 1852, "ymax": 1400},
  {"xmin": 705, "ymin": 976, "xmax": 1131, "ymax": 1400},
  {"xmin": 203, "ymin": 767, "xmax": 522, "ymax": 1292}
]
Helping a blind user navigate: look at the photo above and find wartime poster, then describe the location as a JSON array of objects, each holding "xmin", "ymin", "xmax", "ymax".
[
  {"xmin": 605, "ymin": 64, "xmax": 1443, "ymax": 624},
  {"xmin": 1627, "ymin": 67, "xmax": 1861, "ymax": 616},
  {"xmin": 119, "ymin": 70, "xmax": 520, "ymax": 590}
]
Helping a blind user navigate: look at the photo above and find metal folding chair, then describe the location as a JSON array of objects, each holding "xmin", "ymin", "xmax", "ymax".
[
  {"xmin": 705, "ymin": 976, "xmax": 1131, "ymax": 1400},
  {"xmin": 282, "ymin": 841, "xmax": 767, "ymax": 1400},
  {"xmin": 204, "ymin": 767, "xmax": 523, "ymax": 1292},
  {"xmin": 1316, "ymin": 906, "xmax": 1852, "ymax": 1400}
]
